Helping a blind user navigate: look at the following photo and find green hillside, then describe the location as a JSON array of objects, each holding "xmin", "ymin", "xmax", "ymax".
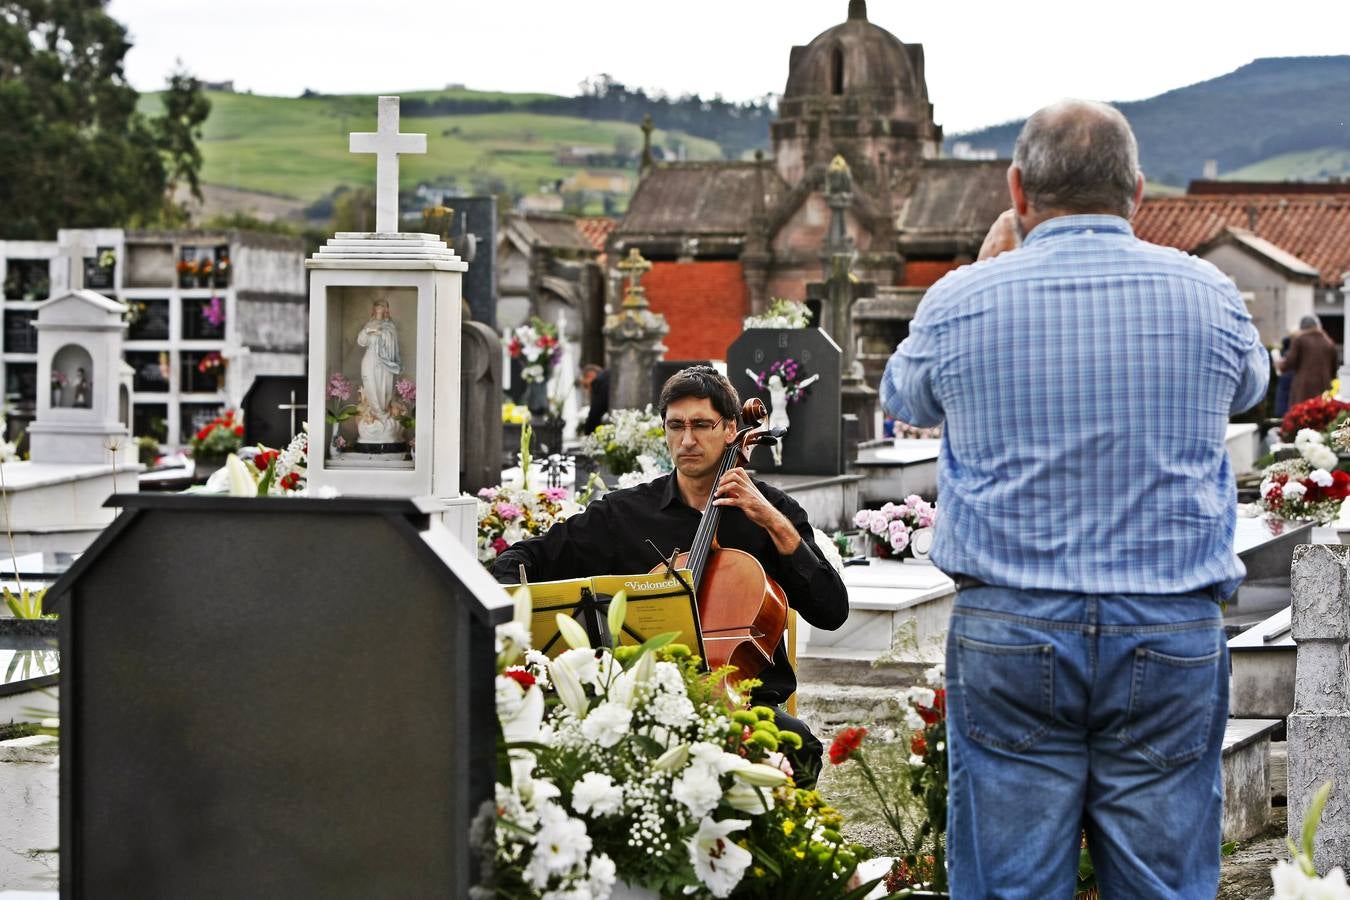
[
  {"xmin": 1222, "ymin": 148, "xmax": 1350, "ymax": 182},
  {"xmin": 946, "ymin": 56, "xmax": 1350, "ymax": 187},
  {"xmin": 139, "ymin": 89, "xmax": 722, "ymax": 210}
]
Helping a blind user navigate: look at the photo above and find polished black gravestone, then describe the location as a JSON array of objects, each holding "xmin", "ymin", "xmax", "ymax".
[
  {"xmin": 727, "ymin": 328, "xmax": 843, "ymax": 476},
  {"xmin": 240, "ymin": 374, "xmax": 309, "ymax": 449},
  {"xmin": 52, "ymin": 494, "xmax": 511, "ymax": 899},
  {"xmin": 650, "ymin": 359, "xmax": 713, "ymax": 408}
]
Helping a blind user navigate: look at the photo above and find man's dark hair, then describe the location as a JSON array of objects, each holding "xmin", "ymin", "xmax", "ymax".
[
  {"xmin": 659, "ymin": 365, "xmax": 740, "ymax": 422},
  {"xmin": 1013, "ymin": 99, "xmax": 1140, "ymax": 217}
]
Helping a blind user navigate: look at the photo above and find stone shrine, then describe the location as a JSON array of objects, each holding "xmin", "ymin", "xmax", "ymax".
[{"xmin": 305, "ymin": 96, "xmax": 476, "ymax": 545}]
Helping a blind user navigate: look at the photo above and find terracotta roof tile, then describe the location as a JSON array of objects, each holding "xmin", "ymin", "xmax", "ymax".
[
  {"xmin": 575, "ymin": 217, "xmax": 617, "ymax": 255},
  {"xmin": 1134, "ymin": 195, "xmax": 1350, "ymax": 288}
]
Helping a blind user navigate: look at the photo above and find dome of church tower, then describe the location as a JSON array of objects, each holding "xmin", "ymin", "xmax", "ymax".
[
  {"xmin": 772, "ymin": 0, "xmax": 942, "ymax": 186},
  {"xmin": 781, "ymin": 0, "xmax": 934, "ymax": 123}
]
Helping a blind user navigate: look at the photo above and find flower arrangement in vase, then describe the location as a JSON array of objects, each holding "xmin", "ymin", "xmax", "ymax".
[
  {"xmin": 743, "ymin": 297, "xmax": 811, "ymax": 330},
  {"xmin": 189, "ymin": 409, "xmax": 244, "ymax": 461},
  {"xmin": 481, "ymin": 591, "xmax": 882, "ymax": 899},
  {"xmin": 853, "ymin": 495, "xmax": 936, "ymax": 560},
  {"xmin": 197, "ymin": 351, "xmax": 226, "ymax": 390},
  {"xmin": 578, "ymin": 406, "xmax": 671, "ymax": 479},
  {"xmin": 508, "ymin": 316, "xmax": 562, "ymax": 386},
  {"xmin": 1257, "ymin": 428, "xmax": 1350, "ymax": 525}
]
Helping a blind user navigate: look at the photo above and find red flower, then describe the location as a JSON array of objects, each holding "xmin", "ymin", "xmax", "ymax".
[
  {"xmin": 255, "ymin": 449, "xmax": 280, "ymax": 470},
  {"xmin": 232, "ymin": 425, "xmax": 244, "ymax": 436},
  {"xmin": 829, "ymin": 726, "xmax": 868, "ymax": 765},
  {"xmin": 1328, "ymin": 470, "xmax": 1350, "ymax": 501},
  {"xmin": 279, "ymin": 472, "xmax": 300, "ymax": 491},
  {"xmin": 195, "ymin": 427, "xmax": 210, "ymax": 442},
  {"xmin": 502, "ymin": 667, "xmax": 536, "ymax": 689},
  {"xmin": 911, "ymin": 733, "xmax": 927, "ymax": 756},
  {"xmin": 492, "ymin": 537, "xmax": 509, "ymax": 553}
]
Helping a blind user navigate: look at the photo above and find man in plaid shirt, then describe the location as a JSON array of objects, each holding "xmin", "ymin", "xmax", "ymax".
[{"xmin": 882, "ymin": 99, "xmax": 1268, "ymax": 899}]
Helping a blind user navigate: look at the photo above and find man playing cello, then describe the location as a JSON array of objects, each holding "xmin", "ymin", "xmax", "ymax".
[{"xmin": 491, "ymin": 365, "xmax": 849, "ymax": 784}]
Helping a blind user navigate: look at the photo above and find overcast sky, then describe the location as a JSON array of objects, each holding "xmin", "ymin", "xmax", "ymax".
[{"xmin": 107, "ymin": 0, "xmax": 1348, "ymax": 134}]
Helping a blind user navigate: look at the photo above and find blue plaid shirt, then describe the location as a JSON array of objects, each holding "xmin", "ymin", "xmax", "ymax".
[{"xmin": 882, "ymin": 215, "xmax": 1269, "ymax": 597}]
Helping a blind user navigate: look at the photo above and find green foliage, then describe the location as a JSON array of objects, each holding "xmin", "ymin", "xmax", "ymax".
[
  {"xmin": 2, "ymin": 585, "xmax": 48, "ymax": 619},
  {"xmin": 0, "ymin": 1, "xmax": 209, "ymax": 238}
]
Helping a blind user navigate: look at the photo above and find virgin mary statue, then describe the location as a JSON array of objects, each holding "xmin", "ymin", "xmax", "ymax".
[{"xmin": 357, "ymin": 298, "xmax": 401, "ymax": 416}]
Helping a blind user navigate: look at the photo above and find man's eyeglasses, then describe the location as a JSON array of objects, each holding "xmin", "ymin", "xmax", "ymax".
[{"xmin": 663, "ymin": 417, "xmax": 726, "ymax": 434}]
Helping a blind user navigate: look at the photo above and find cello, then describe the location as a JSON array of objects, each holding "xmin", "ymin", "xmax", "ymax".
[{"xmin": 651, "ymin": 398, "xmax": 789, "ymax": 681}]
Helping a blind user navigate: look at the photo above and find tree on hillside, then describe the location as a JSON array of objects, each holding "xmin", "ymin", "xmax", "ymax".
[{"xmin": 0, "ymin": 1, "xmax": 210, "ymax": 238}]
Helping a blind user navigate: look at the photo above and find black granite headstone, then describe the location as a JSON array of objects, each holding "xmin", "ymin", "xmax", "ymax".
[
  {"xmin": 461, "ymin": 321, "xmax": 503, "ymax": 494},
  {"xmin": 454, "ymin": 196, "xmax": 497, "ymax": 329},
  {"xmin": 728, "ymin": 328, "xmax": 843, "ymax": 476},
  {"xmin": 54, "ymin": 494, "xmax": 509, "ymax": 899},
  {"xmin": 240, "ymin": 374, "xmax": 309, "ymax": 449},
  {"xmin": 651, "ymin": 359, "xmax": 714, "ymax": 409}
]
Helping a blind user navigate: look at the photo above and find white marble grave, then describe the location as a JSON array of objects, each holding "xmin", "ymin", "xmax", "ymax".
[{"xmin": 800, "ymin": 557, "xmax": 954, "ymax": 663}]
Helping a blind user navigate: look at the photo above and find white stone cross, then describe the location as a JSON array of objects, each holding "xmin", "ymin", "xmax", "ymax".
[
  {"xmin": 277, "ymin": 390, "xmax": 307, "ymax": 437},
  {"xmin": 348, "ymin": 96, "xmax": 427, "ymax": 234}
]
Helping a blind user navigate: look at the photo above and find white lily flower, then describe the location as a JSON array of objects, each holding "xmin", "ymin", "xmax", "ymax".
[
  {"xmin": 687, "ymin": 816, "xmax": 752, "ymax": 898},
  {"xmin": 723, "ymin": 781, "xmax": 774, "ymax": 815},
  {"xmin": 225, "ymin": 454, "xmax": 256, "ymax": 496},
  {"xmin": 549, "ymin": 653, "xmax": 589, "ymax": 717}
]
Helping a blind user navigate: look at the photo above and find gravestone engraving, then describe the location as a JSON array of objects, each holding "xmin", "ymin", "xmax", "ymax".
[
  {"xmin": 727, "ymin": 328, "xmax": 843, "ymax": 476},
  {"xmin": 54, "ymin": 494, "xmax": 511, "ymax": 898},
  {"xmin": 241, "ymin": 374, "xmax": 309, "ymax": 448},
  {"xmin": 461, "ymin": 321, "xmax": 503, "ymax": 494}
]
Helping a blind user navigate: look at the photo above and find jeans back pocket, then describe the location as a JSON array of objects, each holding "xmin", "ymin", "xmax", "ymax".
[
  {"xmin": 1123, "ymin": 640, "xmax": 1222, "ymax": 769},
  {"xmin": 955, "ymin": 635, "xmax": 1054, "ymax": 753}
]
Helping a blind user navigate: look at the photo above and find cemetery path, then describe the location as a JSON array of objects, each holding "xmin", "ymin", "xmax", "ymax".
[{"xmin": 1218, "ymin": 807, "xmax": 1287, "ymax": 900}]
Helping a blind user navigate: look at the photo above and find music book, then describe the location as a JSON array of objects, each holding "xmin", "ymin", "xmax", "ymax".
[{"xmin": 524, "ymin": 569, "xmax": 703, "ymax": 661}]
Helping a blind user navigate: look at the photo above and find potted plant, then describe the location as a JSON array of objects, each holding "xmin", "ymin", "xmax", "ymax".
[
  {"xmin": 177, "ymin": 258, "xmax": 197, "ymax": 289},
  {"xmin": 507, "ymin": 316, "xmax": 562, "ymax": 416}
]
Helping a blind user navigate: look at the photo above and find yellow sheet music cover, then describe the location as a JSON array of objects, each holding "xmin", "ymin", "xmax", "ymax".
[{"xmin": 519, "ymin": 570, "xmax": 700, "ymax": 659}]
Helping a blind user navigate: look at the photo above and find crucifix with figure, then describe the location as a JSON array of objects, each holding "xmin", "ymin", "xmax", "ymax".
[{"xmin": 349, "ymin": 96, "xmax": 427, "ymax": 234}]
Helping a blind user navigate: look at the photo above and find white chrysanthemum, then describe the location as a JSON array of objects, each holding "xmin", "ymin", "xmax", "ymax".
[
  {"xmin": 1261, "ymin": 479, "xmax": 1279, "ymax": 498},
  {"xmin": 555, "ymin": 647, "xmax": 600, "ymax": 687},
  {"xmin": 1284, "ymin": 482, "xmax": 1309, "ymax": 500},
  {"xmin": 496, "ymin": 621, "xmax": 530, "ymax": 656},
  {"xmin": 904, "ymin": 708, "xmax": 926, "ymax": 732},
  {"xmin": 1311, "ymin": 469, "xmax": 1335, "ymax": 487},
  {"xmin": 1296, "ymin": 428, "xmax": 1326, "ymax": 447},
  {"xmin": 649, "ymin": 691, "xmax": 696, "ymax": 729},
  {"xmin": 571, "ymin": 771, "xmax": 623, "ymax": 817},
  {"xmin": 672, "ymin": 765, "xmax": 724, "ymax": 819},
  {"xmin": 524, "ymin": 802, "xmax": 591, "ymax": 888},
  {"xmin": 580, "ymin": 701, "xmax": 632, "ymax": 748},
  {"xmin": 587, "ymin": 854, "xmax": 617, "ymax": 898},
  {"xmin": 924, "ymin": 663, "xmax": 945, "ymax": 686},
  {"xmin": 1304, "ymin": 443, "xmax": 1339, "ymax": 471},
  {"xmin": 909, "ymin": 754, "xmax": 926, "ymax": 767}
]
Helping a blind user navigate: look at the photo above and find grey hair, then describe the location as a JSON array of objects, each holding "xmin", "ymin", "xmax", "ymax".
[
  {"xmin": 1300, "ymin": 314, "xmax": 1321, "ymax": 330},
  {"xmin": 1012, "ymin": 99, "xmax": 1141, "ymax": 217}
]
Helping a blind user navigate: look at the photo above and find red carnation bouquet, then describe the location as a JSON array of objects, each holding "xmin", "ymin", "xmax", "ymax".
[
  {"xmin": 1281, "ymin": 396, "xmax": 1350, "ymax": 442},
  {"xmin": 189, "ymin": 408, "xmax": 244, "ymax": 457}
]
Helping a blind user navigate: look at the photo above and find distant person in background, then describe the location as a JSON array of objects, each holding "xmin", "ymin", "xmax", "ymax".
[
  {"xmin": 1272, "ymin": 334, "xmax": 1294, "ymax": 418},
  {"xmin": 579, "ymin": 363, "xmax": 610, "ymax": 435},
  {"xmin": 1278, "ymin": 314, "xmax": 1339, "ymax": 406}
]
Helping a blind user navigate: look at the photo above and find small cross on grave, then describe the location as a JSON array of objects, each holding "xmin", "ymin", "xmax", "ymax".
[
  {"xmin": 617, "ymin": 247, "xmax": 653, "ymax": 311},
  {"xmin": 349, "ymin": 96, "xmax": 428, "ymax": 234},
  {"xmin": 277, "ymin": 390, "xmax": 307, "ymax": 437},
  {"xmin": 58, "ymin": 241, "xmax": 94, "ymax": 292}
]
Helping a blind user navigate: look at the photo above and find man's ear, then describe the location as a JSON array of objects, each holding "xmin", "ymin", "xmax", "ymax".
[
  {"xmin": 1008, "ymin": 166, "xmax": 1030, "ymax": 217},
  {"xmin": 1129, "ymin": 172, "xmax": 1145, "ymax": 219}
]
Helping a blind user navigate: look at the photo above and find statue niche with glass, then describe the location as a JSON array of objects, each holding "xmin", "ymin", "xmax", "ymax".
[{"xmin": 328, "ymin": 295, "xmax": 415, "ymax": 466}]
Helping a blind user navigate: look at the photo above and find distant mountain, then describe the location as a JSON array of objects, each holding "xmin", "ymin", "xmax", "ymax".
[{"xmin": 946, "ymin": 57, "xmax": 1350, "ymax": 186}]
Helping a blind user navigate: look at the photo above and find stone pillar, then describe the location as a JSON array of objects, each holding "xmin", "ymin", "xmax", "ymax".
[
  {"xmin": 1288, "ymin": 543, "xmax": 1350, "ymax": 872},
  {"xmin": 604, "ymin": 248, "xmax": 668, "ymax": 410}
]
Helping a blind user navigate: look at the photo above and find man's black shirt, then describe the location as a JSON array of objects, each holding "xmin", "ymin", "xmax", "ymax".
[{"xmin": 490, "ymin": 472, "xmax": 848, "ymax": 705}]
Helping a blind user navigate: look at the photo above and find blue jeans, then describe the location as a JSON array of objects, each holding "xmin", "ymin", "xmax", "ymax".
[{"xmin": 945, "ymin": 586, "xmax": 1227, "ymax": 899}]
